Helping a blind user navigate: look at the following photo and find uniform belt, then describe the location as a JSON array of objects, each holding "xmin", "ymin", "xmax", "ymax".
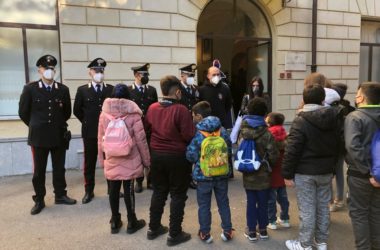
[{"xmin": 347, "ymin": 168, "xmax": 371, "ymax": 179}]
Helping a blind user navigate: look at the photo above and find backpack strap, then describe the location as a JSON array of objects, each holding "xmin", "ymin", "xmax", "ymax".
[{"xmin": 200, "ymin": 129, "xmax": 221, "ymax": 138}]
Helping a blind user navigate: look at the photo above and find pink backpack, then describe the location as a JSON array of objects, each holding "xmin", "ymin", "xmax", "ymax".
[{"xmin": 102, "ymin": 113, "xmax": 133, "ymax": 157}]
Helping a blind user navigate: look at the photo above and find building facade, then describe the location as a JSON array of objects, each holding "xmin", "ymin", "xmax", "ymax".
[{"xmin": 0, "ymin": 0, "xmax": 379, "ymax": 176}]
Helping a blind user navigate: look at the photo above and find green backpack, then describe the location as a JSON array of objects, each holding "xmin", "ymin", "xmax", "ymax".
[{"xmin": 199, "ymin": 129, "xmax": 229, "ymax": 177}]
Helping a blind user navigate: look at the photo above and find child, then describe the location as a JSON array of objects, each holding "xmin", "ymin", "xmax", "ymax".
[
  {"xmin": 239, "ymin": 98, "xmax": 279, "ymax": 242},
  {"xmin": 145, "ymin": 76, "xmax": 195, "ymax": 247},
  {"xmin": 186, "ymin": 101, "xmax": 233, "ymax": 244},
  {"xmin": 98, "ymin": 84, "xmax": 150, "ymax": 234},
  {"xmin": 282, "ymin": 84, "xmax": 343, "ymax": 250},
  {"xmin": 345, "ymin": 82, "xmax": 380, "ymax": 250},
  {"xmin": 265, "ymin": 112, "xmax": 290, "ymax": 230}
]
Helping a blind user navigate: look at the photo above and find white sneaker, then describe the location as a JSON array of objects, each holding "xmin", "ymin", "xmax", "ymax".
[
  {"xmin": 285, "ymin": 240, "xmax": 312, "ymax": 250},
  {"xmin": 316, "ymin": 242, "xmax": 328, "ymax": 250},
  {"xmin": 277, "ymin": 219, "xmax": 291, "ymax": 228},
  {"xmin": 267, "ymin": 222, "xmax": 277, "ymax": 230}
]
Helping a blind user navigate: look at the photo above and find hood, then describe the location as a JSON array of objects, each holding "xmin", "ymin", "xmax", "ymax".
[
  {"xmin": 102, "ymin": 98, "xmax": 142, "ymax": 117},
  {"xmin": 196, "ymin": 116, "xmax": 222, "ymax": 132},
  {"xmin": 358, "ymin": 106, "xmax": 380, "ymax": 125},
  {"xmin": 268, "ymin": 125, "xmax": 287, "ymax": 141},
  {"xmin": 299, "ymin": 106, "xmax": 341, "ymax": 130},
  {"xmin": 324, "ymin": 88, "xmax": 341, "ymax": 106},
  {"xmin": 243, "ymin": 115, "xmax": 267, "ymax": 128}
]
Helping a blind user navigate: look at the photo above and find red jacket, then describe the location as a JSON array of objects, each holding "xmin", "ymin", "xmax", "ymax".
[
  {"xmin": 145, "ymin": 99, "xmax": 195, "ymax": 154},
  {"xmin": 268, "ymin": 125, "xmax": 287, "ymax": 188}
]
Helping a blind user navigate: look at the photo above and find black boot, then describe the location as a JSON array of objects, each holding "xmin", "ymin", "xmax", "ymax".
[
  {"xmin": 167, "ymin": 231, "xmax": 192, "ymax": 247},
  {"xmin": 82, "ymin": 192, "xmax": 94, "ymax": 204},
  {"xmin": 31, "ymin": 200, "xmax": 45, "ymax": 215},
  {"xmin": 135, "ymin": 181, "xmax": 143, "ymax": 193},
  {"xmin": 127, "ymin": 217, "xmax": 146, "ymax": 234},
  {"xmin": 110, "ymin": 214, "xmax": 123, "ymax": 234}
]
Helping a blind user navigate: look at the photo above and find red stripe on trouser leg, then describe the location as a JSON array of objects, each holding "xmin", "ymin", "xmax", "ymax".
[
  {"xmin": 31, "ymin": 146, "xmax": 36, "ymax": 173},
  {"xmin": 83, "ymin": 139, "xmax": 88, "ymax": 186}
]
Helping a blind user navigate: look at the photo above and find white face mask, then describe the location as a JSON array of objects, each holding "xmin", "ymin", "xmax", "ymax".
[
  {"xmin": 211, "ymin": 75, "xmax": 220, "ymax": 85},
  {"xmin": 93, "ymin": 73, "xmax": 104, "ymax": 83},
  {"xmin": 43, "ymin": 69, "xmax": 55, "ymax": 80},
  {"xmin": 186, "ymin": 77, "xmax": 195, "ymax": 85}
]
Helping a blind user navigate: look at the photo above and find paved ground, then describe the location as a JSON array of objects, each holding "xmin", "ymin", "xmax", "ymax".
[{"xmin": 0, "ymin": 170, "xmax": 355, "ymax": 250}]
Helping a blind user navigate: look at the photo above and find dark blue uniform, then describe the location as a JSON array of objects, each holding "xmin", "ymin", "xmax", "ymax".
[{"xmin": 19, "ymin": 80, "xmax": 71, "ymax": 201}]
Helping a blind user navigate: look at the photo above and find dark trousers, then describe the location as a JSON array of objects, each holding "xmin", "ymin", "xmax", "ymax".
[
  {"xmin": 149, "ymin": 151, "xmax": 191, "ymax": 237},
  {"xmin": 246, "ymin": 189, "xmax": 270, "ymax": 231},
  {"xmin": 197, "ymin": 179, "xmax": 232, "ymax": 233},
  {"xmin": 108, "ymin": 179, "xmax": 136, "ymax": 221},
  {"xmin": 83, "ymin": 138, "xmax": 97, "ymax": 193},
  {"xmin": 348, "ymin": 175, "xmax": 380, "ymax": 250},
  {"xmin": 268, "ymin": 186, "xmax": 290, "ymax": 223},
  {"xmin": 31, "ymin": 146, "xmax": 67, "ymax": 201}
]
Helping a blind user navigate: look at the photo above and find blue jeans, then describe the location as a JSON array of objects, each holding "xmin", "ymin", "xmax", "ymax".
[
  {"xmin": 197, "ymin": 179, "xmax": 232, "ymax": 233},
  {"xmin": 246, "ymin": 189, "xmax": 270, "ymax": 231},
  {"xmin": 268, "ymin": 187, "xmax": 290, "ymax": 223}
]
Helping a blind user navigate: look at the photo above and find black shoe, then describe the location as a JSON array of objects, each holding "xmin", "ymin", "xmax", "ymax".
[
  {"xmin": 147, "ymin": 225, "xmax": 169, "ymax": 240},
  {"xmin": 189, "ymin": 180, "xmax": 197, "ymax": 189},
  {"xmin": 82, "ymin": 192, "xmax": 94, "ymax": 204},
  {"xmin": 127, "ymin": 219, "xmax": 146, "ymax": 234},
  {"xmin": 31, "ymin": 200, "xmax": 45, "ymax": 215},
  {"xmin": 135, "ymin": 182, "xmax": 143, "ymax": 193},
  {"xmin": 110, "ymin": 216, "xmax": 123, "ymax": 234},
  {"xmin": 55, "ymin": 195, "xmax": 77, "ymax": 205},
  {"xmin": 167, "ymin": 231, "xmax": 192, "ymax": 247}
]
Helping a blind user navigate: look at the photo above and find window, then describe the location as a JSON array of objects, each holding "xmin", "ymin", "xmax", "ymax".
[
  {"xmin": 360, "ymin": 21, "xmax": 380, "ymax": 84},
  {"xmin": 0, "ymin": 0, "xmax": 60, "ymax": 117}
]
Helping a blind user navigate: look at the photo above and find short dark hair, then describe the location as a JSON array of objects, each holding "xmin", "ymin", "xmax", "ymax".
[
  {"xmin": 160, "ymin": 75, "xmax": 181, "ymax": 96},
  {"xmin": 359, "ymin": 82, "xmax": 380, "ymax": 105},
  {"xmin": 267, "ymin": 112, "xmax": 285, "ymax": 126},
  {"xmin": 332, "ymin": 82, "xmax": 348, "ymax": 99},
  {"xmin": 247, "ymin": 97, "xmax": 268, "ymax": 116},
  {"xmin": 112, "ymin": 83, "xmax": 130, "ymax": 99},
  {"xmin": 192, "ymin": 101, "xmax": 212, "ymax": 118},
  {"xmin": 303, "ymin": 84, "xmax": 325, "ymax": 105}
]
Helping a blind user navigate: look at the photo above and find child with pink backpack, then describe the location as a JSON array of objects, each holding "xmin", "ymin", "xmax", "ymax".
[{"xmin": 98, "ymin": 84, "xmax": 150, "ymax": 234}]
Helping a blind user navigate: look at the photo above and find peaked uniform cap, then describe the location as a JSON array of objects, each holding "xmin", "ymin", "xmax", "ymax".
[
  {"xmin": 88, "ymin": 58, "xmax": 107, "ymax": 68},
  {"xmin": 131, "ymin": 63, "xmax": 150, "ymax": 73},
  {"xmin": 36, "ymin": 55, "xmax": 57, "ymax": 68},
  {"xmin": 180, "ymin": 64, "xmax": 197, "ymax": 74}
]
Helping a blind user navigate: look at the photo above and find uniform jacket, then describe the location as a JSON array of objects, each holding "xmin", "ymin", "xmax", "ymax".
[
  {"xmin": 186, "ymin": 116, "xmax": 231, "ymax": 182},
  {"xmin": 199, "ymin": 81, "xmax": 232, "ymax": 128},
  {"xmin": 268, "ymin": 125, "xmax": 287, "ymax": 188},
  {"xmin": 128, "ymin": 84, "xmax": 158, "ymax": 116},
  {"xmin": 179, "ymin": 83, "xmax": 198, "ymax": 111},
  {"xmin": 239, "ymin": 115, "xmax": 279, "ymax": 190},
  {"xmin": 98, "ymin": 98, "xmax": 150, "ymax": 181},
  {"xmin": 282, "ymin": 105, "xmax": 343, "ymax": 180},
  {"xmin": 345, "ymin": 106, "xmax": 380, "ymax": 176},
  {"xmin": 73, "ymin": 82, "xmax": 114, "ymax": 138},
  {"xmin": 19, "ymin": 80, "xmax": 71, "ymax": 148}
]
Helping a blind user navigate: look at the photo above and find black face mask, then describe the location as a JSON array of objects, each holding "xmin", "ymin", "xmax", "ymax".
[{"xmin": 141, "ymin": 75, "xmax": 149, "ymax": 85}]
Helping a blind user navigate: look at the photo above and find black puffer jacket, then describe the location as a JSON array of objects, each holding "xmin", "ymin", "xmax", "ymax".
[{"xmin": 282, "ymin": 106, "xmax": 343, "ymax": 179}]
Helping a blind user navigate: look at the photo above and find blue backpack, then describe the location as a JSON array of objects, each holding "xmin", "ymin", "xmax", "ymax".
[
  {"xmin": 359, "ymin": 110, "xmax": 380, "ymax": 182},
  {"xmin": 233, "ymin": 139, "xmax": 271, "ymax": 173},
  {"xmin": 371, "ymin": 129, "xmax": 380, "ymax": 182}
]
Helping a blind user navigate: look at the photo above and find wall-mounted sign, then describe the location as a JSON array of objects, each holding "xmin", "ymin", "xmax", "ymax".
[{"xmin": 285, "ymin": 52, "xmax": 306, "ymax": 71}]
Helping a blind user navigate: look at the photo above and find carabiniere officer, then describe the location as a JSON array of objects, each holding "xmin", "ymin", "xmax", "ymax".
[
  {"xmin": 128, "ymin": 63, "xmax": 158, "ymax": 193},
  {"xmin": 179, "ymin": 63, "xmax": 199, "ymax": 112},
  {"xmin": 73, "ymin": 58, "xmax": 114, "ymax": 204},
  {"xmin": 19, "ymin": 55, "xmax": 76, "ymax": 215}
]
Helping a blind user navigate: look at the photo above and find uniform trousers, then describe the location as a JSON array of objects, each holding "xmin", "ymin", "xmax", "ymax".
[
  {"xmin": 31, "ymin": 145, "xmax": 67, "ymax": 201},
  {"xmin": 83, "ymin": 138, "xmax": 97, "ymax": 193}
]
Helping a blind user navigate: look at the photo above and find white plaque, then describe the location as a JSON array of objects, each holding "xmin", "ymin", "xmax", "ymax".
[{"xmin": 285, "ymin": 52, "xmax": 307, "ymax": 71}]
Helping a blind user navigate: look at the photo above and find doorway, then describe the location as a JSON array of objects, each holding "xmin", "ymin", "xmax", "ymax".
[{"xmin": 197, "ymin": 0, "xmax": 272, "ymax": 116}]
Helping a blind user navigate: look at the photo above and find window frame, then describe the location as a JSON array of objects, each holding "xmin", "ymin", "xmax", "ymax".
[
  {"xmin": 0, "ymin": 0, "xmax": 61, "ymax": 119},
  {"xmin": 0, "ymin": 0, "xmax": 61, "ymax": 85},
  {"xmin": 360, "ymin": 42, "xmax": 380, "ymax": 82}
]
